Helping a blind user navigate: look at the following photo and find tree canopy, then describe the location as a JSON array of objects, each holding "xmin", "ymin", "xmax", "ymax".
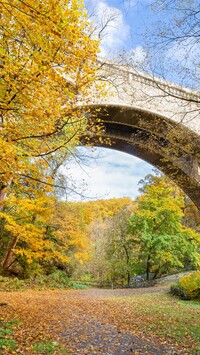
[
  {"xmin": 129, "ymin": 177, "xmax": 200, "ymax": 279},
  {"xmin": 0, "ymin": 0, "xmax": 101, "ymax": 208}
]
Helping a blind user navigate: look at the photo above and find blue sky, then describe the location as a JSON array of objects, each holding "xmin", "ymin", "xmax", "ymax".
[
  {"xmin": 85, "ymin": 0, "xmax": 199, "ymax": 86},
  {"xmin": 63, "ymin": 147, "xmax": 153, "ymax": 201},
  {"xmin": 85, "ymin": 0, "xmax": 152, "ymax": 58},
  {"xmin": 62, "ymin": 0, "xmax": 198, "ymax": 201}
]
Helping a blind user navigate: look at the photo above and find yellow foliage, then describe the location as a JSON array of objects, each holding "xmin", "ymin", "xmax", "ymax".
[
  {"xmin": 0, "ymin": 0, "xmax": 104, "ymax": 271},
  {"xmin": 179, "ymin": 271, "xmax": 200, "ymax": 299},
  {"xmin": 0, "ymin": 0, "xmax": 101, "ymax": 205}
]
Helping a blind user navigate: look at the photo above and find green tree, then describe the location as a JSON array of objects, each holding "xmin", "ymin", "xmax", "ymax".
[
  {"xmin": 105, "ymin": 208, "xmax": 138, "ymax": 285},
  {"xmin": 129, "ymin": 177, "xmax": 200, "ymax": 279}
]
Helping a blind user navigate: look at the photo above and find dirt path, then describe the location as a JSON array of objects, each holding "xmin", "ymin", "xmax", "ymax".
[
  {"xmin": 69, "ymin": 285, "xmax": 170, "ymax": 298},
  {"xmin": 0, "ymin": 286, "xmax": 195, "ymax": 354},
  {"xmin": 56, "ymin": 287, "xmax": 181, "ymax": 354}
]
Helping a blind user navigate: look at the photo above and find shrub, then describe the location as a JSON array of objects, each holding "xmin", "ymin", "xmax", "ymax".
[
  {"xmin": 171, "ymin": 271, "xmax": 200, "ymax": 300},
  {"xmin": 179, "ymin": 271, "xmax": 200, "ymax": 300},
  {"xmin": 170, "ymin": 285, "xmax": 191, "ymax": 300}
]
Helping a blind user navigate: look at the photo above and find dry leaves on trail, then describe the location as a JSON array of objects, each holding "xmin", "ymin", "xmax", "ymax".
[{"xmin": 0, "ymin": 288, "xmax": 199, "ymax": 354}]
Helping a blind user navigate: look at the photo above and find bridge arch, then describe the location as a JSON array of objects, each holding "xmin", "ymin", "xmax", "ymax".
[{"xmin": 84, "ymin": 104, "xmax": 200, "ymax": 209}]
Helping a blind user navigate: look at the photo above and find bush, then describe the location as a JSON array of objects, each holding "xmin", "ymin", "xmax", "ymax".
[
  {"xmin": 170, "ymin": 285, "xmax": 191, "ymax": 300},
  {"xmin": 179, "ymin": 271, "xmax": 200, "ymax": 300},
  {"xmin": 171, "ymin": 271, "xmax": 200, "ymax": 300}
]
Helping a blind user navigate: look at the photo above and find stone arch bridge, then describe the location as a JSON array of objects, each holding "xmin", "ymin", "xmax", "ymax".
[{"xmin": 82, "ymin": 60, "xmax": 200, "ymax": 209}]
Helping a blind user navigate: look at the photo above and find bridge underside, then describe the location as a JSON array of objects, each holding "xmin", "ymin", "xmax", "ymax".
[{"xmin": 86, "ymin": 105, "xmax": 200, "ymax": 210}]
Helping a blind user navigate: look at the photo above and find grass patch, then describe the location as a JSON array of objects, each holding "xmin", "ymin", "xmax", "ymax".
[
  {"xmin": 0, "ymin": 319, "xmax": 19, "ymax": 352},
  {"xmin": 178, "ymin": 299, "xmax": 200, "ymax": 307},
  {"xmin": 111, "ymin": 291, "xmax": 200, "ymax": 353},
  {"xmin": 0, "ymin": 318, "xmax": 68, "ymax": 354},
  {"xmin": 32, "ymin": 340, "xmax": 67, "ymax": 354}
]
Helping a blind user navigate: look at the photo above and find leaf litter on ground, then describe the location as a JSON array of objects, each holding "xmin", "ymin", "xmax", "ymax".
[{"xmin": 0, "ymin": 286, "xmax": 199, "ymax": 354}]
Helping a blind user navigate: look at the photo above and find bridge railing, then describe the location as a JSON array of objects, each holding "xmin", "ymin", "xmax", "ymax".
[{"xmin": 97, "ymin": 58, "xmax": 200, "ymax": 102}]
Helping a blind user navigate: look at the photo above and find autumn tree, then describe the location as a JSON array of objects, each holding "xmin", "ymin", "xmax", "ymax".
[
  {"xmin": 0, "ymin": 0, "xmax": 101, "ymax": 209},
  {"xmin": 82, "ymin": 218, "xmax": 113, "ymax": 283},
  {"xmin": 0, "ymin": 194, "xmax": 92, "ymax": 276},
  {"xmin": 83, "ymin": 197, "xmax": 132, "ymax": 223},
  {"xmin": 51, "ymin": 201, "xmax": 90, "ymax": 275},
  {"xmin": 139, "ymin": 172, "xmax": 200, "ymax": 231},
  {"xmin": 0, "ymin": 0, "xmax": 107, "ymax": 274},
  {"xmin": 0, "ymin": 188, "xmax": 56, "ymax": 272},
  {"xmin": 73, "ymin": 198, "xmax": 134, "ymax": 283},
  {"xmin": 81, "ymin": 177, "xmax": 199, "ymax": 284}
]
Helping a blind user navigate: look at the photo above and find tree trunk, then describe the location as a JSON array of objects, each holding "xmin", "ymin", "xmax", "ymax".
[
  {"xmin": 2, "ymin": 235, "xmax": 19, "ymax": 271},
  {"xmin": 0, "ymin": 218, "xmax": 6, "ymax": 241},
  {"xmin": 146, "ymin": 255, "xmax": 151, "ymax": 280},
  {"xmin": 0, "ymin": 180, "xmax": 12, "ymax": 211},
  {"xmin": 123, "ymin": 244, "xmax": 130, "ymax": 285}
]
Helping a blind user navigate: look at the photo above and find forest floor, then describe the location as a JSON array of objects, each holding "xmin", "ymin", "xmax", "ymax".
[{"xmin": 0, "ymin": 285, "xmax": 199, "ymax": 354}]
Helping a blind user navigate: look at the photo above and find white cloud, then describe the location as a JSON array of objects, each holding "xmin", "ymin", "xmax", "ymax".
[
  {"xmin": 62, "ymin": 147, "xmax": 153, "ymax": 201},
  {"xmin": 127, "ymin": 46, "xmax": 148, "ymax": 68},
  {"xmin": 86, "ymin": 0, "xmax": 130, "ymax": 57}
]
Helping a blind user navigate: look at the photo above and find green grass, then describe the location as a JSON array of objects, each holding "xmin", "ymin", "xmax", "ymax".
[
  {"xmin": 0, "ymin": 319, "xmax": 19, "ymax": 352},
  {"xmin": 32, "ymin": 340, "xmax": 67, "ymax": 354},
  {"xmin": 0, "ymin": 319, "xmax": 68, "ymax": 354},
  {"xmin": 112, "ymin": 291, "xmax": 200, "ymax": 352},
  {"xmin": 179, "ymin": 299, "xmax": 200, "ymax": 307}
]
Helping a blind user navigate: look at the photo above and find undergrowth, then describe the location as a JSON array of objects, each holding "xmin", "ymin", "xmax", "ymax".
[{"xmin": 0, "ymin": 270, "xmax": 87, "ymax": 291}]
